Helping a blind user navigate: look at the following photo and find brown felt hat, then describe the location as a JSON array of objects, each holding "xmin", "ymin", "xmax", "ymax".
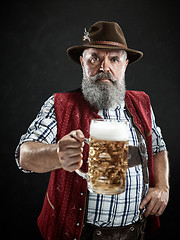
[{"xmin": 67, "ymin": 21, "xmax": 143, "ymax": 64}]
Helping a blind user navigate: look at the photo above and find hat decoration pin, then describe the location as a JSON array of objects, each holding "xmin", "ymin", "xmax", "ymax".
[{"xmin": 83, "ymin": 28, "xmax": 91, "ymax": 42}]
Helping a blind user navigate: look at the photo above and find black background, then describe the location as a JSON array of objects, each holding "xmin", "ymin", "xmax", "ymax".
[{"xmin": 1, "ymin": 0, "xmax": 179, "ymax": 239}]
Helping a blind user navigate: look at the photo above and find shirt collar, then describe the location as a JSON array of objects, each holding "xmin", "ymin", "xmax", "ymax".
[{"xmin": 108, "ymin": 100, "xmax": 125, "ymax": 110}]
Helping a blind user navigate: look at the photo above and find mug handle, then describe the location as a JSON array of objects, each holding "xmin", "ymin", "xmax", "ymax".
[{"xmin": 75, "ymin": 138, "xmax": 89, "ymax": 180}]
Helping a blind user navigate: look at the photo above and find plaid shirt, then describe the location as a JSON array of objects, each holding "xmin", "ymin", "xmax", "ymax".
[{"xmin": 15, "ymin": 94, "xmax": 166, "ymax": 226}]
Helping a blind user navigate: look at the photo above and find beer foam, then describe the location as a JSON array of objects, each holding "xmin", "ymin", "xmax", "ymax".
[{"xmin": 90, "ymin": 120, "xmax": 128, "ymax": 141}]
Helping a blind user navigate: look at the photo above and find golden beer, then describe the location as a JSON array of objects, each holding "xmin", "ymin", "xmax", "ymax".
[
  {"xmin": 75, "ymin": 119, "xmax": 129, "ymax": 195},
  {"xmin": 88, "ymin": 137, "xmax": 128, "ymax": 195}
]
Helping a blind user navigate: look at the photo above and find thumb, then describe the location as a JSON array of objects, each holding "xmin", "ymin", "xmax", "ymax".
[
  {"xmin": 70, "ymin": 129, "xmax": 85, "ymax": 142},
  {"xmin": 139, "ymin": 191, "xmax": 151, "ymax": 210}
]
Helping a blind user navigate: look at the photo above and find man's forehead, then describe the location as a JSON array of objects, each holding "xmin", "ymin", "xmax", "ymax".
[{"xmin": 83, "ymin": 48, "xmax": 124, "ymax": 56}]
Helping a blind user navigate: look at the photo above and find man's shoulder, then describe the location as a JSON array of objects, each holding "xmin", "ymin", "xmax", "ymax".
[
  {"xmin": 126, "ymin": 90, "xmax": 150, "ymax": 102},
  {"xmin": 55, "ymin": 88, "xmax": 81, "ymax": 94},
  {"xmin": 126, "ymin": 90, "xmax": 149, "ymax": 97},
  {"xmin": 54, "ymin": 88, "xmax": 83, "ymax": 106}
]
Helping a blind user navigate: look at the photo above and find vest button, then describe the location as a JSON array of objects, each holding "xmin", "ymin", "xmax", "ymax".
[
  {"xmin": 81, "ymin": 192, "xmax": 84, "ymax": 196},
  {"xmin": 76, "ymin": 222, "xmax": 80, "ymax": 226},
  {"xmin": 96, "ymin": 230, "xmax": 101, "ymax": 236},
  {"xmin": 130, "ymin": 226, "xmax": 135, "ymax": 231},
  {"xmin": 79, "ymin": 207, "xmax": 82, "ymax": 211}
]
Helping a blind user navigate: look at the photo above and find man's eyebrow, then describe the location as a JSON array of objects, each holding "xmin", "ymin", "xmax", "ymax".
[
  {"xmin": 91, "ymin": 52, "xmax": 98, "ymax": 57},
  {"xmin": 109, "ymin": 55, "xmax": 120, "ymax": 59}
]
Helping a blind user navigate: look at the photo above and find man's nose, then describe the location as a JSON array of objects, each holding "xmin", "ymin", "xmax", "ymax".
[{"xmin": 99, "ymin": 58, "xmax": 110, "ymax": 72}]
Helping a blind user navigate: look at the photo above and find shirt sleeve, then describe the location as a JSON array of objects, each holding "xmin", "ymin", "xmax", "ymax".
[
  {"xmin": 151, "ymin": 106, "xmax": 167, "ymax": 155},
  {"xmin": 15, "ymin": 94, "xmax": 57, "ymax": 172}
]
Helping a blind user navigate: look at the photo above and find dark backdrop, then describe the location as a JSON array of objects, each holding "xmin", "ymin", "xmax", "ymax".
[{"xmin": 1, "ymin": 0, "xmax": 179, "ymax": 239}]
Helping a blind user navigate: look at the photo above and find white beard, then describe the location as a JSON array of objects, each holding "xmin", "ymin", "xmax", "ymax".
[{"xmin": 81, "ymin": 70, "xmax": 126, "ymax": 110}]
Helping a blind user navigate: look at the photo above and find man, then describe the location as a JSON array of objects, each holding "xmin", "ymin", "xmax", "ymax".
[{"xmin": 15, "ymin": 21, "xmax": 169, "ymax": 240}]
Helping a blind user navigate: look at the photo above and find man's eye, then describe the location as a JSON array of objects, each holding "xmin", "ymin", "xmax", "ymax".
[
  {"xmin": 89, "ymin": 55, "xmax": 100, "ymax": 64},
  {"xmin": 92, "ymin": 56, "xmax": 99, "ymax": 61},
  {"xmin": 111, "ymin": 57, "xmax": 119, "ymax": 63}
]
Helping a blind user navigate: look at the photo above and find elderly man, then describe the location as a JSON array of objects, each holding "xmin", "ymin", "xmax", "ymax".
[{"xmin": 15, "ymin": 21, "xmax": 169, "ymax": 240}]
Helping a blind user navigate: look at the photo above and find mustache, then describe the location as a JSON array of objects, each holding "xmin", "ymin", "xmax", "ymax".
[{"xmin": 90, "ymin": 72, "xmax": 116, "ymax": 83}]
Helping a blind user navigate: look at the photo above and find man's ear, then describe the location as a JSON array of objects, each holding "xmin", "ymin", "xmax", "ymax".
[
  {"xmin": 126, "ymin": 59, "xmax": 129, "ymax": 67},
  {"xmin": 80, "ymin": 56, "xmax": 84, "ymax": 68},
  {"xmin": 124, "ymin": 59, "xmax": 129, "ymax": 71}
]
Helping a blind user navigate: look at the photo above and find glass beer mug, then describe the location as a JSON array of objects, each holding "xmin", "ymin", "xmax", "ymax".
[{"xmin": 75, "ymin": 119, "xmax": 129, "ymax": 195}]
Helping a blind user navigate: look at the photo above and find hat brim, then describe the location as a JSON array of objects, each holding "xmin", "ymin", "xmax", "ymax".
[{"xmin": 67, "ymin": 44, "xmax": 143, "ymax": 64}]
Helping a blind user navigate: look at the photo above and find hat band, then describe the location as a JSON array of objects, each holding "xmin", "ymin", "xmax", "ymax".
[{"xmin": 84, "ymin": 40, "xmax": 127, "ymax": 48}]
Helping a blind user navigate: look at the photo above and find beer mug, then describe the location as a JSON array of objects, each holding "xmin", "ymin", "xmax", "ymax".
[{"xmin": 75, "ymin": 119, "xmax": 129, "ymax": 195}]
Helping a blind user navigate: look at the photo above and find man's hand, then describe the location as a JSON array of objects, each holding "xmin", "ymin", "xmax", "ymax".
[
  {"xmin": 139, "ymin": 186, "xmax": 169, "ymax": 217},
  {"xmin": 19, "ymin": 129, "xmax": 85, "ymax": 173},
  {"xmin": 57, "ymin": 129, "xmax": 85, "ymax": 172},
  {"xmin": 140, "ymin": 150, "xmax": 169, "ymax": 217}
]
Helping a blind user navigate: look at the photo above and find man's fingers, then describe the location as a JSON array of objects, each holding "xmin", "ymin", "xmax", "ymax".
[
  {"xmin": 139, "ymin": 192, "xmax": 151, "ymax": 210},
  {"xmin": 70, "ymin": 130, "xmax": 85, "ymax": 142},
  {"xmin": 145, "ymin": 199, "xmax": 165, "ymax": 217},
  {"xmin": 62, "ymin": 148, "xmax": 83, "ymax": 159},
  {"xmin": 57, "ymin": 130, "xmax": 85, "ymax": 172},
  {"xmin": 156, "ymin": 204, "xmax": 166, "ymax": 216},
  {"xmin": 140, "ymin": 187, "xmax": 169, "ymax": 217},
  {"xmin": 58, "ymin": 133, "xmax": 84, "ymax": 150},
  {"xmin": 154, "ymin": 198, "xmax": 167, "ymax": 216},
  {"xmin": 144, "ymin": 198, "xmax": 158, "ymax": 217},
  {"xmin": 149, "ymin": 202, "xmax": 161, "ymax": 216},
  {"xmin": 63, "ymin": 159, "xmax": 83, "ymax": 172}
]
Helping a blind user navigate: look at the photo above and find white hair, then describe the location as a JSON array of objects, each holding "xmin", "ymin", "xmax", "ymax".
[{"xmin": 119, "ymin": 50, "xmax": 127, "ymax": 61}]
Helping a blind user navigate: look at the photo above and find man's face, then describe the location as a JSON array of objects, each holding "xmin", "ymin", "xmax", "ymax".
[
  {"xmin": 80, "ymin": 48, "xmax": 128, "ymax": 83},
  {"xmin": 80, "ymin": 48, "xmax": 129, "ymax": 110}
]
